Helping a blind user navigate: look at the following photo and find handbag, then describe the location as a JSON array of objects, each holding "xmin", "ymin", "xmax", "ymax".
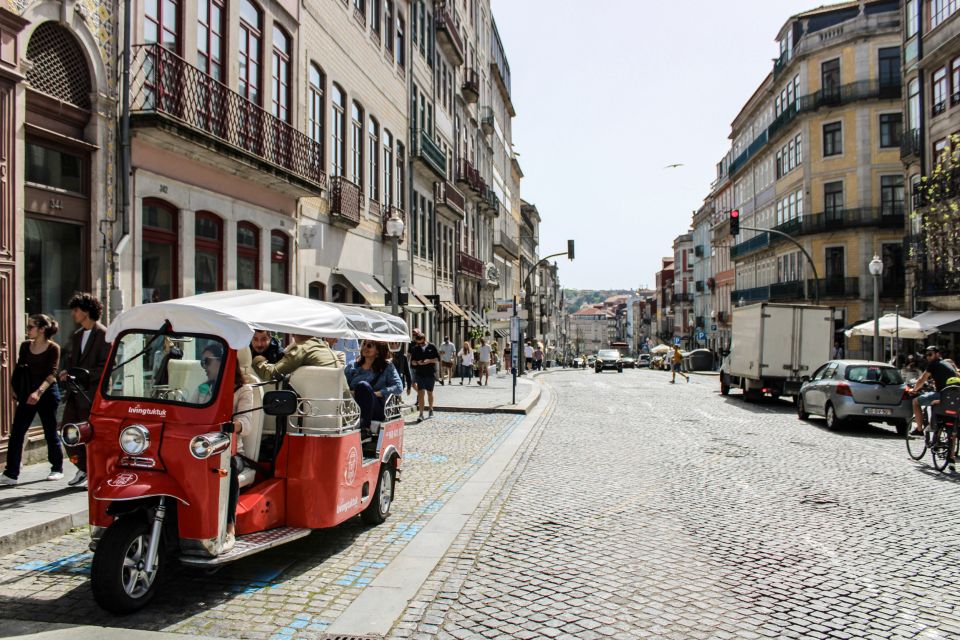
[{"xmin": 10, "ymin": 349, "xmax": 31, "ymax": 400}]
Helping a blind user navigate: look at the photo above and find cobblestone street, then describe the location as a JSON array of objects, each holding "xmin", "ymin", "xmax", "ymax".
[{"xmin": 395, "ymin": 369, "xmax": 960, "ymax": 639}]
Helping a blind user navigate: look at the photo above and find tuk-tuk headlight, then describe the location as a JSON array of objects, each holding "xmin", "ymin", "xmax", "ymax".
[
  {"xmin": 189, "ymin": 432, "xmax": 231, "ymax": 460},
  {"xmin": 119, "ymin": 425, "xmax": 149, "ymax": 455}
]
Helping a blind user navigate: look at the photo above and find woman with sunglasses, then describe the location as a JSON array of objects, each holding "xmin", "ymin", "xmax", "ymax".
[
  {"xmin": 345, "ymin": 341, "xmax": 403, "ymax": 431},
  {"xmin": 2, "ymin": 315, "xmax": 63, "ymax": 485},
  {"xmin": 194, "ymin": 343, "xmax": 226, "ymax": 404}
]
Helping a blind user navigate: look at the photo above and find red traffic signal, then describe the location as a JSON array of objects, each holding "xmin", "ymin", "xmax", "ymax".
[{"xmin": 729, "ymin": 209, "xmax": 740, "ymax": 236}]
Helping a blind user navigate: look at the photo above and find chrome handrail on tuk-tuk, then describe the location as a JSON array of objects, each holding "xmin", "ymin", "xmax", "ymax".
[
  {"xmin": 285, "ymin": 396, "xmax": 362, "ymax": 436},
  {"xmin": 383, "ymin": 394, "xmax": 404, "ymax": 421}
]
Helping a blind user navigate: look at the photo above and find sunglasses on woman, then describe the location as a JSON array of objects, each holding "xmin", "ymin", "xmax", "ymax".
[{"xmin": 201, "ymin": 357, "xmax": 220, "ymax": 366}]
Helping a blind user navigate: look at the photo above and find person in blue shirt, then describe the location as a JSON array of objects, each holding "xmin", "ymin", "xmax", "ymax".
[{"xmin": 345, "ymin": 341, "xmax": 403, "ymax": 430}]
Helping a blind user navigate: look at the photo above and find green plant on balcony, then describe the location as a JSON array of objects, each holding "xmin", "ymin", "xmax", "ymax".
[{"xmin": 913, "ymin": 132, "xmax": 960, "ymax": 294}]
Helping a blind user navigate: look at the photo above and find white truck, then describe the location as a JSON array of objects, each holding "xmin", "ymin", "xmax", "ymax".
[{"xmin": 720, "ymin": 303, "xmax": 834, "ymax": 401}]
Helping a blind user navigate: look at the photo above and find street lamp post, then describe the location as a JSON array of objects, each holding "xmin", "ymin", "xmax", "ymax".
[
  {"xmin": 386, "ymin": 213, "xmax": 405, "ymax": 316},
  {"xmin": 869, "ymin": 254, "xmax": 883, "ymax": 362}
]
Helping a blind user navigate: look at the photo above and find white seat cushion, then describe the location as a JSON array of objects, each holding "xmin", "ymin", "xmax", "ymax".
[{"xmin": 288, "ymin": 366, "xmax": 347, "ymax": 432}]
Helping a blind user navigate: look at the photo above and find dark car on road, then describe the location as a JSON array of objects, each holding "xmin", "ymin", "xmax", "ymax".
[{"xmin": 595, "ymin": 349, "xmax": 623, "ymax": 373}]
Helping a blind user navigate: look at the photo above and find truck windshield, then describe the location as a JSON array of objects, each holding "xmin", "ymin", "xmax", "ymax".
[
  {"xmin": 103, "ymin": 331, "xmax": 228, "ymax": 407},
  {"xmin": 845, "ymin": 365, "xmax": 902, "ymax": 385}
]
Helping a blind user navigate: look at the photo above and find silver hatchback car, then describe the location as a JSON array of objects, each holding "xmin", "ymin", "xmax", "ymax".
[{"xmin": 796, "ymin": 360, "xmax": 911, "ymax": 434}]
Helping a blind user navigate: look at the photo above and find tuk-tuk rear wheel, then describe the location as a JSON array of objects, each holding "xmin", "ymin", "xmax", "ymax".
[
  {"xmin": 361, "ymin": 464, "xmax": 395, "ymax": 525},
  {"xmin": 91, "ymin": 516, "xmax": 165, "ymax": 614}
]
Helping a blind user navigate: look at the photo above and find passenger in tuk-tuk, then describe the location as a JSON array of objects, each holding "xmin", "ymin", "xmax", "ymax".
[
  {"xmin": 252, "ymin": 334, "xmax": 345, "ymax": 383},
  {"xmin": 345, "ymin": 341, "xmax": 403, "ymax": 431},
  {"xmin": 249, "ymin": 330, "xmax": 284, "ymax": 364},
  {"xmin": 194, "ymin": 343, "xmax": 226, "ymax": 404}
]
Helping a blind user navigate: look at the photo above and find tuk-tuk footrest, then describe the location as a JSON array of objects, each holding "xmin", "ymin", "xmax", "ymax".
[{"xmin": 180, "ymin": 526, "xmax": 312, "ymax": 567}]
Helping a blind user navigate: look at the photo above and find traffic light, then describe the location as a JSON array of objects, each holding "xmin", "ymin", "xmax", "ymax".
[
  {"xmin": 567, "ymin": 239, "xmax": 575, "ymax": 260},
  {"xmin": 729, "ymin": 209, "xmax": 740, "ymax": 236}
]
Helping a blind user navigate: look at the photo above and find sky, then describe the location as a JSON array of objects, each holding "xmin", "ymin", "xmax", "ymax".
[{"xmin": 490, "ymin": 0, "xmax": 837, "ymax": 291}]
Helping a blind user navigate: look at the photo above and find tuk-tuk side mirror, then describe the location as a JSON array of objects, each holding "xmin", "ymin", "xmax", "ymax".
[
  {"xmin": 801, "ymin": 375, "xmax": 811, "ymax": 383},
  {"xmin": 68, "ymin": 367, "xmax": 91, "ymax": 387},
  {"xmin": 262, "ymin": 390, "xmax": 298, "ymax": 416}
]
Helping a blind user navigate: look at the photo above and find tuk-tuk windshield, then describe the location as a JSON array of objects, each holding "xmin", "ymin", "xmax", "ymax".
[{"xmin": 103, "ymin": 331, "xmax": 228, "ymax": 407}]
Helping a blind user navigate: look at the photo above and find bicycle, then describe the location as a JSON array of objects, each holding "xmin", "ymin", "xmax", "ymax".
[
  {"xmin": 929, "ymin": 386, "xmax": 960, "ymax": 473},
  {"xmin": 905, "ymin": 382, "xmax": 935, "ymax": 461}
]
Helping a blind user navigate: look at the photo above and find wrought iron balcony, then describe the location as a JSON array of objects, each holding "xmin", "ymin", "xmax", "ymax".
[
  {"xmin": 435, "ymin": 2, "xmax": 464, "ymax": 66},
  {"xmin": 494, "ymin": 227, "xmax": 519, "ymax": 259},
  {"xmin": 731, "ymin": 234, "xmax": 770, "ymax": 260},
  {"xmin": 880, "ymin": 276, "xmax": 905, "ymax": 298},
  {"xmin": 412, "ymin": 129, "xmax": 447, "ymax": 180},
  {"xmin": 381, "ymin": 205, "xmax": 405, "ymax": 243},
  {"xmin": 674, "ymin": 292, "xmax": 694, "ymax": 304},
  {"xmin": 901, "ymin": 128, "xmax": 921, "ymax": 160},
  {"xmin": 462, "ymin": 68, "xmax": 480, "ymax": 103},
  {"xmin": 808, "ymin": 277, "xmax": 860, "ymax": 298},
  {"xmin": 481, "ymin": 186, "xmax": 499, "ymax": 215},
  {"xmin": 130, "ymin": 44, "xmax": 327, "ymax": 195},
  {"xmin": 456, "ymin": 158, "xmax": 485, "ymax": 194},
  {"xmin": 770, "ymin": 207, "xmax": 904, "ymax": 240},
  {"xmin": 480, "ymin": 107, "xmax": 495, "ymax": 135},
  {"xmin": 434, "ymin": 181, "xmax": 465, "ymax": 219},
  {"xmin": 731, "ymin": 286, "xmax": 770, "ymax": 305},
  {"xmin": 457, "ymin": 250, "xmax": 485, "ymax": 279},
  {"xmin": 770, "ymin": 280, "xmax": 806, "ymax": 301},
  {"xmin": 330, "ymin": 176, "xmax": 361, "ymax": 228}
]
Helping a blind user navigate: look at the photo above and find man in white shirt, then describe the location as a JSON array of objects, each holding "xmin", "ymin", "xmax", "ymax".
[
  {"xmin": 438, "ymin": 337, "xmax": 456, "ymax": 386},
  {"xmin": 477, "ymin": 338, "xmax": 492, "ymax": 386},
  {"xmin": 524, "ymin": 342, "xmax": 535, "ymax": 372}
]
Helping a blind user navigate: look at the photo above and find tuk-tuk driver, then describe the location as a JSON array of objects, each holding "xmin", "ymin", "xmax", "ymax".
[{"xmin": 195, "ymin": 343, "xmax": 225, "ymax": 403}]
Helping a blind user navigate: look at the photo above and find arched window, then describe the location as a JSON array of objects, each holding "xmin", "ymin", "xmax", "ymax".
[
  {"xmin": 25, "ymin": 23, "xmax": 92, "ymax": 110},
  {"xmin": 237, "ymin": 221, "xmax": 260, "ymax": 289},
  {"xmin": 308, "ymin": 64, "xmax": 325, "ymax": 168},
  {"xmin": 368, "ymin": 116, "xmax": 380, "ymax": 201},
  {"xmin": 238, "ymin": 0, "xmax": 262, "ymax": 105},
  {"xmin": 382, "ymin": 128, "xmax": 393, "ymax": 206},
  {"xmin": 308, "ymin": 281, "xmax": 326, "ymax": 300},
  {"xmin": 195, "ymin": 212, "xmax": 223, "ymax": 294},
  {"xmin": 270, "ymin": 230, "xmax": 289, "ymax": 293},
  {"xmin": 144, "ymin": 0, "xmax": 181, "ymax": 53},
  {"xmin": 271, "ymin": 25, "xmax": 291, "ymax": 122},
  {"xmin": 351, "ymin": 101, "xmax": 364, "ymax": 187},
  {"xmin": 142, "ymin": 199, "xmax": 179, "ymax": 303},
  {"xmin": 331, "ymin": 84, "xmax": 346, "ymax": 177}
]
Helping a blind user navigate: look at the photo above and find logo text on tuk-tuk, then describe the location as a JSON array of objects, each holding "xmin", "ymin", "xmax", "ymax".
[
  {"xmin": 128, "ymin": 405, "xmax": 167, "ymax": 418},
  {"xmin": 107, "ymin": 472, "xmax": 139, "ymax": 487}
]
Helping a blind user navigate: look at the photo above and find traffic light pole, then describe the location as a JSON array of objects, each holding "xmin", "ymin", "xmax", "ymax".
[{"xmin": 738, "ymin": 225, "xmax": 820, "ymax": 305}]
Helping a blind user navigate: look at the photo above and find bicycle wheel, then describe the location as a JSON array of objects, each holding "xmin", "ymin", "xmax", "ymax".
[
  {"xmin": 930, "ymin": 424, "xmax": 952, "ymax": 472},
  {"xmin": 906, "ymin": 416, "xmax": 928, "ymax": 461}
]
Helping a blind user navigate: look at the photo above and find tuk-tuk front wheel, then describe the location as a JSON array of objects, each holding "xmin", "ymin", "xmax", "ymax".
[
  {"xmin": 361, "ymin": 464, "xmax": 395, "ymax": 525},
  {"xmin": 91, "ymin": 516, "xmax": 165, "ymax": 614}
]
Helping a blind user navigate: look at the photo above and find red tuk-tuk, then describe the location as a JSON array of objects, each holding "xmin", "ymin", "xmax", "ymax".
[{"xmin": 60, "ymin": 291, "xmax": 409, "ymax": 613}]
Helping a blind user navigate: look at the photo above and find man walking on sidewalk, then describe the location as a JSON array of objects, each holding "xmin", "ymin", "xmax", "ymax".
[
  {"xmin": 60, "ymin": 293, "xmax": 111, "ymax": 488},
  {"xmin": 410, "ymin": 329, "xmax": 439, "ymax": 422},
  {"xmin": 439, "ymin": 336, "xmax": 455, "ymax": 386},
  {"xmin": 670, "ymin": 345, "xmax": 689, "ymax": 384},
  {"xmin": 477, "ymin": 338, "xmax": 491, "ymax": 386}
]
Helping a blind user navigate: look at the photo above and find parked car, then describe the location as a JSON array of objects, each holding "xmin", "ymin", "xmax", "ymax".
[
  {"xmin": 621, "ymin": 356, "xmax": 637, "ymax": 369},
  {"xmin": 595, "ymin": 349, "xmax": 623, "ymax": 373},
  {"xmin": 796, "ymin": 360, "xmax": 911, "ymax": 434},
  {"xmin": 637, "ymin": 354, "xmax": 652, "ymax": 368}
]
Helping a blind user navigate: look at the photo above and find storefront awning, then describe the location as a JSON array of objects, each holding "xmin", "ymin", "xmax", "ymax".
[
  {"xmin": 406, "ymin": 287, "xmax": 433, "ymax": 314},
  {"xmin": 495, "ymin": 328, "xmax": 509, "ymax": 339},
  {"xmin": 334, "ymin": 269, "xmax": 389, "ymax": 307},
  {"xmin": 914, "ymin": 310, "xmax": 960, "ymax": 333},
  {"xmin": 441, "ymin": 300, "xmax": 469, "ymax": 320},
  {"xmin": 466, "ymin": 310, "xmax": 487, "ymax": 327}
]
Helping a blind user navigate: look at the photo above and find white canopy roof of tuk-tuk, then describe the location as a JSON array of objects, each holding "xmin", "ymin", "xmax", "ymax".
[{"xmin": 105, "ymin": 290, "xmax": 410, "ymax": 349}]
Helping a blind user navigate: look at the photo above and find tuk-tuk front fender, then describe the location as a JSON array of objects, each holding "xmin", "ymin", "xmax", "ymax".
[{"xmin": 93, "ymin": 470, "xmax": 190, "ymax": 506}]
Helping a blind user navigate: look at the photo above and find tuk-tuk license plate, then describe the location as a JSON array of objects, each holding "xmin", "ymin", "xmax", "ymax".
[{"xmin": 864, "ymin": 407, "xmax": 893, "ymax": 416}]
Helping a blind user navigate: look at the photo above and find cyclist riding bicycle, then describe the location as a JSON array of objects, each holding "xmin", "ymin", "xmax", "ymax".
[{"xmin": 911, "ymin": 346, "xmax": 958, "ymax": 436}]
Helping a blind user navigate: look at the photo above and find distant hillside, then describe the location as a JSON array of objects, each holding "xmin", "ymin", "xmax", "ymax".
[{"xmin": 563, "ymin": 289, "xmax": 634, "ymax": 314}]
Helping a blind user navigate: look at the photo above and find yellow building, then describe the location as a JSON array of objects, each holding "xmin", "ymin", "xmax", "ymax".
[{"xmin": 724, "ymin": 0, "xmax": 905, "ymax": 350}]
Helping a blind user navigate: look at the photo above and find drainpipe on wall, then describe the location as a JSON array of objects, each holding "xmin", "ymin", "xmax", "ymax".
[{"xmin": 110, "ymin": 0, "xmax": 133, "ymax": 321}]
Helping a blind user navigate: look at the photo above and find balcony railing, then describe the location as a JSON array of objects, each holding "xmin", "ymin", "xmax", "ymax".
[
  {"xmin": 457, "ymin": 158, "xmax": 485, "ymax": 194},
  {"xmin": 434, "ymin": 180, "xmax": 465, "ymax": 219},
  {"xmin": 880, "ymin": 276, "xmax": 905, "ymax": 298},
  {"xmin": 330, "ymin": 176, "xmax": 361, "ymax": 227},
  {"xmin": 808, "ymin": 277, "xmax": 860, "ymax": 298},
  {"xmin": 901, "ymin": 128, "xmax": 922, "ymax": 159},
  {"xmin": 695, "ymin": 280, "xmax": 704, "ymax": 292},
  {"xmin": 731, "ymin": 233, "xmax": 770, "ymax": 260},
  {"xmin": 480, "ymin": 106, "xmax": 495, "ymax": 135},
  {"xmin": 769, "ymin": 207, "xmax": 904, "ymax": 241},
  {"xmin": 457, "ymin": 250, "xmax": 485, "ymax": 279},
  {"xmin": 481, "ymin": 186, "xmax": 500, "ymax": 215},
  {"xmin": 381, "ymin": 205, "xmax": 405, "ymax": 243},
  {"xmin": 770, "ymin": 280, "xmax": 806, "ymax": 301},
  {"xmin": 130, "ymin": 44, "xmax": 327, "ymax": 193},
  {"xmin": 412, "ymin": 129, "xmax": 447, "ymax": 179},
  {"xmin": 674, "ymin": 292, "xmax": 694, "ymax": 303},
  {"xmin": 435, "ymin": 2, "xmax": 464, "ymax": 65},
  {"xmin": 731, "ymin": 286, "xmax": 770, "ymax": 304},
  {"xmin": 462, "ymin": 68, "xmax": 480, "ymax": 103},
  {"xmin": 494, "ymin": 227, "xmax": 519, "ymax": 259}
]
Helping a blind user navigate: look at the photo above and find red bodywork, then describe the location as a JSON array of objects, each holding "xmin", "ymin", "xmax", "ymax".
[{"xmin": 87, "ymin": 348, "xmax": 404, "ymax": 546}]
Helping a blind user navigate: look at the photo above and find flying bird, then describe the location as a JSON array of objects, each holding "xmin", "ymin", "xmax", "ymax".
[{"xmin": 663, "ymin": 163, "xmax": 684, "ymax": 169}]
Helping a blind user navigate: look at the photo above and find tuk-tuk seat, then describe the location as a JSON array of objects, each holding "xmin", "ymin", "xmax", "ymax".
[
  {"xmin": 288, "ymin": 366, "xmax": 353, "ymax": 433},
  {"xmin": 236, "ymin": 347, "xmax": 265, "ymax": 488},
  {"xmin": 167, "ymin": 360, "xmax": 206, "ymax": 402}
]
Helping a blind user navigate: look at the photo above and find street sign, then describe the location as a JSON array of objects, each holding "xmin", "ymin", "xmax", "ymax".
[
  {"xmin": 711, "ymin": 324, "xmax": 717, "ymax": 331},
  {"xmin": 696, "ymin": 331, "xmax": 706, "ymax": 342},
  {"xmin": 673, "ymin": 336, "xmax": 681, "ymax": 346},
  {"xmin": 510, "ymin": 317, "xmax": 521, "ymax": 342}
]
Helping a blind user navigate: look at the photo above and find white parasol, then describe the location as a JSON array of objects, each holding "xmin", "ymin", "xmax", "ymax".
[{"xmin": 844, "ymin": 314, "xmax": 939, "ymax": 340}]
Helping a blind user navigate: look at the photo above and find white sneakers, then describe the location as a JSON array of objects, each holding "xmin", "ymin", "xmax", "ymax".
[
  {"xmin": 222, "ymin": 533, "xmax": 236, "ymax": 553},
  {"xmin": 0, "ymin": 474, "xmax": 17, "ymax": 486},
  {"xmin": 68, "ymin": 470, "xmax": 87, "ymax": 487},
  {"xmin": 47, "ymin": 471, "xmax": 64, "ymax": 481}
]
